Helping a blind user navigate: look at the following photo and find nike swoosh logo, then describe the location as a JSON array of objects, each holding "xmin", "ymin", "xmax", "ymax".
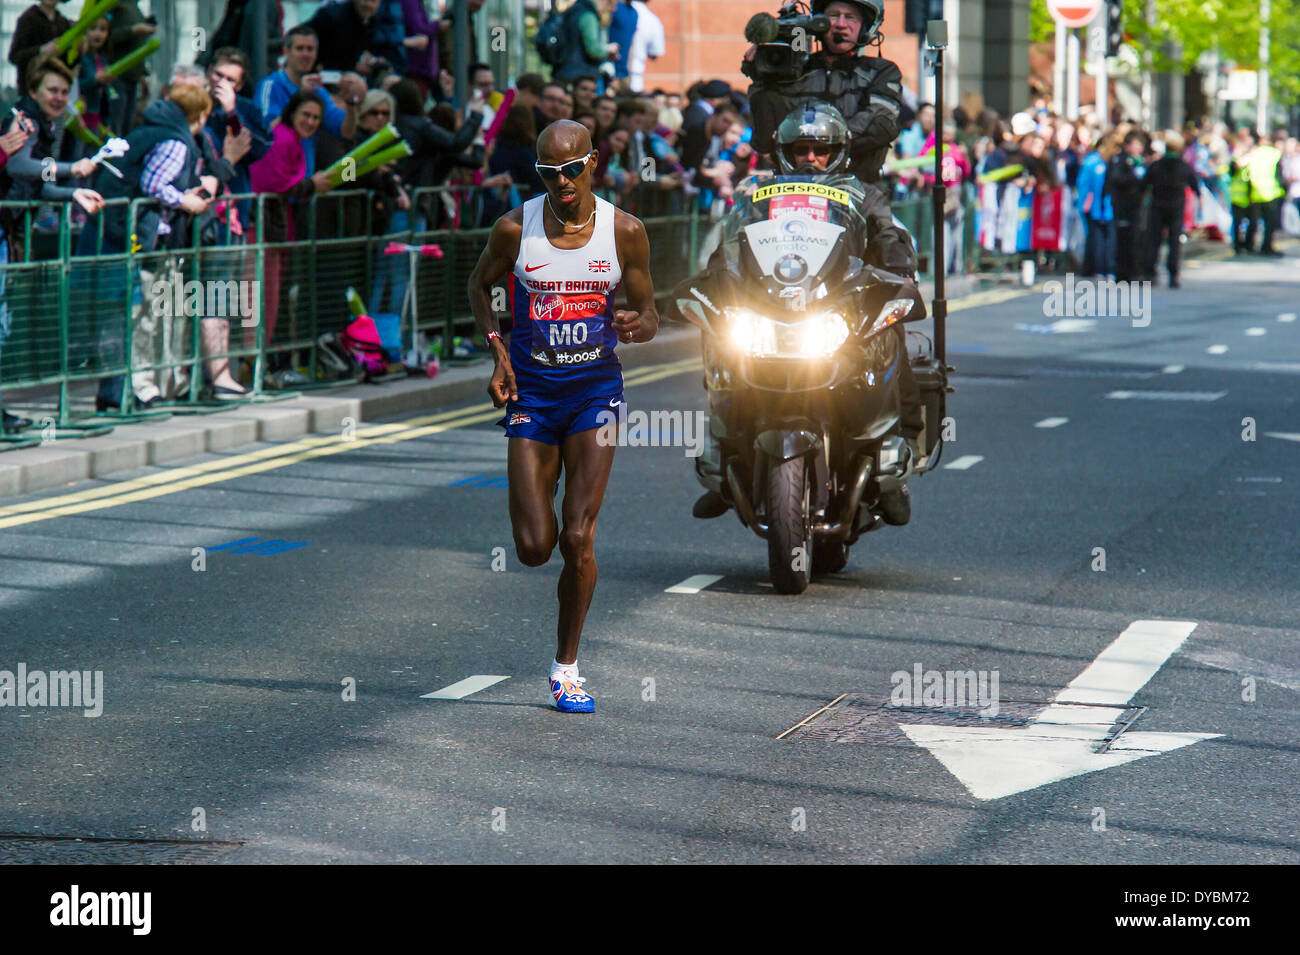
[
  {"xmin": 609, "ymin": 398, "xmax": 621, "ymax": 408},
  {"xmin": 524, "ymin": 264, "xmax": 549, "ymax": 272}
]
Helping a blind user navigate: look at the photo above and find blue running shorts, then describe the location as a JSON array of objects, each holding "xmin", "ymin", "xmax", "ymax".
[{"xmin": 497, "ymin": 392, "xmax": 626, "ymax": 446}]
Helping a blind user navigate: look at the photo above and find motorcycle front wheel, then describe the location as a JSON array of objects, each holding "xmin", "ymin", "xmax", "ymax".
[{"xmin": 766, "ymin": 456, "xmax": 813, "ymax": 595}]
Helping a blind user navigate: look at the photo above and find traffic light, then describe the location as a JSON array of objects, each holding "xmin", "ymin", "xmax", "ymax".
[
  {"xmin": 905, "ymin": 0, "xmax": 944, "ymax": 36},
  {"xmin": 1105, "ymin": 0, "xmax": 1123, "ymax": 57}
]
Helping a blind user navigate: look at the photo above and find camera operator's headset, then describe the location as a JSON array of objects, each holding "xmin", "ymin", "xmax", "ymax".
[{"xmin": 811, "ymin": 0, "xmax": 884, "ymax": 48}]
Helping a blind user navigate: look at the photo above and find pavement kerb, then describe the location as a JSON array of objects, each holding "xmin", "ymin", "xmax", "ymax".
[{"xmin": 0, "ymin": 322, "xmax": 704, "ymax": 500}]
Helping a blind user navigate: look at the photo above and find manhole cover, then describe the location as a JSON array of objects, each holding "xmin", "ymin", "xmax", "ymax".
[
  {"xmin": 779, "ymin": 695, "xmax": 1143, "ymax": 746},
  {"xmin": 0, "ymin": 834, "xmax": 243, "ymax": 864}
]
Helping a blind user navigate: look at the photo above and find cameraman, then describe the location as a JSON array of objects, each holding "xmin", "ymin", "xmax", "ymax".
[{"xmin": 745, "ymin": 0, "xmax": 903, "ymax": 184}]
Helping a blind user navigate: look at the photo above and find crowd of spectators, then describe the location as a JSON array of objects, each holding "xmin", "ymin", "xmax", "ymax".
[
  {"xmin": 0, "ymin": 0, "xmax": 766, "ymax": 421},
  {"xmin": 886, "ymin": 94, "xmax": 1300, "ymax": 279}
]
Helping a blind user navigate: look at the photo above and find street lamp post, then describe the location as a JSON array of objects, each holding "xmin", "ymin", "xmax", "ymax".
[
  {"xmin": 250, "ymin": 0, "xmax": 268, "ymax": 87},
  {"xmin": 454, "ymin": 0, "xmax": 469, "ymax": 109},
  {"xmin": 927, "ymin": 19, "xmax": 947, "ymax": 366},
  {"xmin": 1257, "ymin": 0, "xmax": 1271, "ymax": 136}
]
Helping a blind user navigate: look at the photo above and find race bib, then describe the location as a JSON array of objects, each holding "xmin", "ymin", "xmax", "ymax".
[{"xmin": 528, "ymin": 291, "xmax": 609, "ymax": 367}]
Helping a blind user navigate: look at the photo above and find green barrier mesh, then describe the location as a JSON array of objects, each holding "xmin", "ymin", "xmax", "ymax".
[{"xmin": 3, "ymin": 185, "xmax": 972, "ymax": 445}]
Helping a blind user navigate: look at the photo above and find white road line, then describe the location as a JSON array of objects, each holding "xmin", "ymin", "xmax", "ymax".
[
  {"xmin": 1245, "ymin": 327, "xmax": 1267, "ymax": 336},
  {"xmin": 1015, "ymin": 318, "xmax": 1098, "ymax": 334},
  {"xmin": 1034, "ymin": 417, "xmax": 1069, "ymax": 429},
  {"xmin": 421, "ymin": 675, "xmax": 510, "ymax": 700},
  {"xmin": 1106, "ymin": 390, "xmax": 1226, "ymax": 401},
  {"xmin": 1279, "ymin": 313, "xmax": 1296, "ymax": 323},
  {"xmin": 1162, "ymin": 365, "xmax": 1184, "ymax": 374},
  {"xmin": 944, "ymin": 455, "xmax": 984, "ymax": 470},
  {"xmin": 1264, "ymin": 432, "xmax": 1300, "ymax": 443},
  {"xmin": 665, "ymin": 574, "xmax": 723, "ymax": 594},
  {"xmin": 1184, "ymin": 647, "xmax": 1300, "ymax": 693},
  {"xmin": 1207, "ymin": 344, "xmax": 1229, "ymax": 354}
]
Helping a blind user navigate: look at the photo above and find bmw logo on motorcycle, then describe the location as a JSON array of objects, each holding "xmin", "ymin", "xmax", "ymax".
[{"xmin": 774, "ymin": 253, "xmax": 808, "ymax": 285}]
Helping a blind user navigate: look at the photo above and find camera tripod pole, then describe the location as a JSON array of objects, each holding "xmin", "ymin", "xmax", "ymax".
[{"xmin": 926, "ymin": 20, "xmax": 948, "ymax": 366}]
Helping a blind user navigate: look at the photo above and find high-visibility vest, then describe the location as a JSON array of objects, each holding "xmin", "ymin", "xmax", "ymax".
[
  {"xmin": 1228, "ymin": 160, "xmax": 1251, "ymax": 207},
  {"xmin": 1247, "ymin": 145, "xmax": 1284, "ymax": 203}
]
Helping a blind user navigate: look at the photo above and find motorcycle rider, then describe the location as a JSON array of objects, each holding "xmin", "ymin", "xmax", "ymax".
[
  {"xmin": 745, "ymin": 0, "xmax": 904, "ymax": 185},
  {"xmin": 692, "ymin": 102, "xmax": 923, "ymax": 524}
]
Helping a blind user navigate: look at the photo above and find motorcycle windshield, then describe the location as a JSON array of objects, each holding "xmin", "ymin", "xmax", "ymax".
[{"xmin": 716, "ymin": 174, "xmax": 871, "ymax": 306}]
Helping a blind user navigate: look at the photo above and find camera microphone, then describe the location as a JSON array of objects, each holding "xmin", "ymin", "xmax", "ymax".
[{"xmin": 745, "ymin": 13, "xmax": 779, "ymax": 44}]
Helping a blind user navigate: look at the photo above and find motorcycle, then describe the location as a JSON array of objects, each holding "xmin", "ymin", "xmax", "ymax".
[{"xmin": 672, "ymin": 174, "xmax": 951, "ymax": 594}]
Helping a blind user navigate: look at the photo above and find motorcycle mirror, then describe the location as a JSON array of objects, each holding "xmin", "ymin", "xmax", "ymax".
[
  {"xmin": 671, "ymin": 272, "xmax": 730, "ymax": 333},
  {"xmin": 674, "ymin": 298, "xmax": 709, "ymax": 328}
]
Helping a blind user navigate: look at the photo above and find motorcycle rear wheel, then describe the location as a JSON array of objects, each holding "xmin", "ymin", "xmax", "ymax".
[{"xmin": 767, "ymin": 456, "xmax": 812, "ymax": 595}]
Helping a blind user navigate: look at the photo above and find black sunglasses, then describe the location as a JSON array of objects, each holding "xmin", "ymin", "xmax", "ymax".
[{"xmin": 535, "ymin": 152, "xmax": 592, "ymax": 181}]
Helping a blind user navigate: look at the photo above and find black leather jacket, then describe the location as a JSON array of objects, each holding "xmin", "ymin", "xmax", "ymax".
[{"xmin": 748, "ymin": 50, "xmax": 904, "ymax": 183}]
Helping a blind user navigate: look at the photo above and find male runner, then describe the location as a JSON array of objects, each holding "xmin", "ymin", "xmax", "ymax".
[{"xmin": 467, "ymin": 119, "xmax": 658, "ymax": 713}]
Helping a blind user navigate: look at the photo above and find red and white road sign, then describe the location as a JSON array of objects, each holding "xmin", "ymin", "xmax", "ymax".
[{"xmin": 1046, "ymin": 0, "xmax": 1102, "ymax": 28}]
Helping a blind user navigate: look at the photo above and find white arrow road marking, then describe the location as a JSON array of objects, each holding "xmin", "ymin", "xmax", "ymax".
[
  {"xmin": 421, "ymin": 675, "xmax": 510, "ymax": 700},
  {"xmin": 1278, "ymin": 313, "xmax": 1296, "ymax": 323},
  {"xmin": 665, "ymin": 574, "xmax": 723, "ymax": 594},
  {"xmin": 1162, "ymin": 365, "xmax": 1184, "ymax": 374},
  {"xmin": 1052, "ymin": 620, "xmax": 1196, "ymax": 707},
  {"xmin": 900, "ymin": 620, "xmax": 1221, "ymax": 800},
  {"xmin": 1034, "ymin": 417, "xmax": 1069, "ymax": 428},
  {"xmin": 1245, "ymin": 327, "xmax": 1267, "ymax": 336},
  {"xmin": 1264, "ymin": 432, "xmax": 1300, "ymax": 443},
  {"xmin": 944, "ymin": 455, "xmax": 984, "ymax": 470},
  {"xmin": 1207, "ymin": 344, "xmax": 1229, "ymax": 354}
]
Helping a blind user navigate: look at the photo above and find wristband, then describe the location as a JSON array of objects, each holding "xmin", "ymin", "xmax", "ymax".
[{"xmin": 486, "ymin": 330, "xmax": 502, "ymax": 347}]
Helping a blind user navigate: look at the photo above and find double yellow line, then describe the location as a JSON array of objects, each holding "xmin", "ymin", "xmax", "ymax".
[{"xmin": 0, "ymin": 355, "xmax": 704, "ymax": 530}]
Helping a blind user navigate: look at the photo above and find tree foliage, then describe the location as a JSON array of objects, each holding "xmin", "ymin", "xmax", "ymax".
[{"xmin": 1030, "ymin": 0, "xmax": 1299, "ymax": 105}]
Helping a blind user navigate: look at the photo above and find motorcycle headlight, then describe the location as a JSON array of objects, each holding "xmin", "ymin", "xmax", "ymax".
[
  {"xmin": 726, "ymin": 308, "xmax": 849, "ymax": 358},
  {"xmin": 796, "ymin": 310, "xmax": 850, "ymax": 356},
  {"xmin": 727, "ymin": 307, "xmax": 777, "ymax": 356},
  {"xmin": 869, "ymin": 298, "xmax": 915, "ymax": 335}
]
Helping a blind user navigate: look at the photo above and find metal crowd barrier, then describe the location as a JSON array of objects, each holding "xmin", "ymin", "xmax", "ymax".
[{"xmin": 0, "ymin": 184, "xmax": 975, "ymax": 449}]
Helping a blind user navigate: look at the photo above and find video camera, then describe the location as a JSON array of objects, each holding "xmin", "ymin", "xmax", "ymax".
[{"xmin": 743, "ymin": 2, "xmax": 832, "ymax": 83}]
